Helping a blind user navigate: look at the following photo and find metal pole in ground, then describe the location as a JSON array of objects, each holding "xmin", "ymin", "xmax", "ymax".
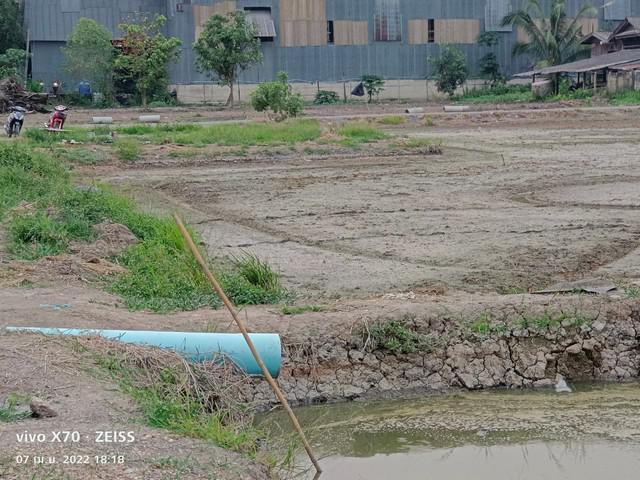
[{"xmin": 173, "ymin": 215, "xmax": 323, "ymax": 475}]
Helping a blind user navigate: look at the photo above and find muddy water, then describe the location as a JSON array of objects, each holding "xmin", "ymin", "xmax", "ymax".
[{"xmin": 261, "ymin": 384, "xmax": 640, "ymax": 480}]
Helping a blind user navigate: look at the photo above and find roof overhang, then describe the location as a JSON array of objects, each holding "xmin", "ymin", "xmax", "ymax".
[{"xmin": 513, "ymin": 48, "xmax": 640, "ymax": 77}]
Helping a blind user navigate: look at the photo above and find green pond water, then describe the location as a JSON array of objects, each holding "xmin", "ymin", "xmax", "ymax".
[{"xmin": 259, "ymin": 383, "xmax": 640, "ymax": 480}]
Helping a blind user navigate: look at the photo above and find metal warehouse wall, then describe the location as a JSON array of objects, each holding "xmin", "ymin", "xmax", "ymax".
[{"xmin": 24, "ymin": 0, "xmax": 638, "ymax": 87}]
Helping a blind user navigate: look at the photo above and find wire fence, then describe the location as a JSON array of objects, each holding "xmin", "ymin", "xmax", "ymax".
[{"xmin": 173, "ymin": 77, "xmax": 495, "ymax": 104}]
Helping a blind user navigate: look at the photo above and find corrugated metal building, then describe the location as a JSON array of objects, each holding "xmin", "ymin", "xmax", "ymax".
[{"xmin": 24, "ymin": 0, "xmax": 640, "ymax": 87}]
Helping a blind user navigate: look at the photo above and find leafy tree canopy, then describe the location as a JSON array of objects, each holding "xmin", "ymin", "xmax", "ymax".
[
  {"xmin": 430, "ymin": 45, "xmax": 469, "ymax": 97},
  {"xmin": 0, "ymin": 0, "xmax": 24, "ymax": 53},
  {"xmin": 114, "ymin": 15, "xmax": 181, "ymax": 107},
  {"xmin": 502, "ymin": 0, "xmax": 597, "ymax": 68},
  {"xmin": 194, "ymin": 11, "xmax": 263, "ymax": 106},
  {"xmin": 63, "ymin": 18, "xmax": 115, "ymax": 95}
]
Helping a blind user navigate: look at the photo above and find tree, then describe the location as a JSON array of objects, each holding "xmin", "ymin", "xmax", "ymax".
[
  {"xmin": 194, "ymin": 11, "xmax": 262, "ymax": 106},
  {"xmin": 0, "ymin": 0, "xmax": 24, "ymax": 53},
  {"xmin": 477, "ymin": 32, "xmax": 504, "ymax": 88},
  {"xmin": 430, "ymin": 45, "xmax": 469, "ymax": 97},
  {"xmin": 63, "ymin": 19, "xmax": 114, "ymax": 99},
  {"xmin": 502, "ymin": 0, "xmax": 597, "ymax": 68},
  {"xmin": 114, "ymin": 15, "xmax": 181, "ymax": 107},
  {"xmin": 250, "ymin": 71, "xmax": 303, "ymax": 121},
  {"xmin": 361, "ymin": 75, "xmax": 385, "ymax": 103},
  {"xmin": 0, "ymin": 48, "xmax": 27, "ymax": 80}
]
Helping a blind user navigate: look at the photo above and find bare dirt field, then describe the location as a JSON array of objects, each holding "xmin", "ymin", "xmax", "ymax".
[{"xmin": 92, "ymin": 107, "xmax": 640, "ymax": 298}]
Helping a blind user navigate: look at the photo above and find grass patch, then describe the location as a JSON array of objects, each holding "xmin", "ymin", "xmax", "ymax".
[
  {"xmin": 378, "ymin": 115, "xmax": 405, "ymax": 125},
  {"xmin": 454, "ymin": 84, "xmax": 533, "ymax": 104},
  {"xmin": 470, "ymin": 314, "xmax": 492, "ymax": 335},
  {"xmin": 90, "ymin": 344, "xmax": 260, "ymax": 454},
  {"xmin": 0, "ymin": 143, "xmax": 288, "ymax": 313},
  {"xmin": 0, "ymin": 143, "xmax": 69, "ymax": 217},
  {"xmin": 362, "ymin": 317, "xmax": 437, "ymax": 354},
  {"xmin": 336, "ymin": 123, "xmax": 389, "ymax": 144},
  {"xmin": 464, "ymin": 309, "xmax": 593, "ymax": 336},
  {"xmin": 117, "ymin": 120, "xmax": 322, "ymax": 146},
  {"xmin": 168, "ymin": 148, "xmax": 202, "ymax": 158},
  {"xmin": 0, "ymin": 392, "xmax": 31, "ymax": 422},
  {"xmin": 53, "ymin": 147, "xmax": 108, "ymax": 165},
  {"xmin": 624, "ymin": 286, "xmax": 640, "ymax": 299},
  {"xmin": 114, "ymin": 139, "xmax": 140, "ymax": 162},
  {"xmin": 398, "ymin": 137, "xmax": 444, "ymax": 154},
  {"xmin": 609, "ymin": 90, "xmax": 640, "ymax": 106},
  {"xmin": 232, "ymin": 252, "xmax": 281, "ymax": 292},
  {"xmin": 281, "ymin": 305, "xmax": 325, "ymax": 315}
]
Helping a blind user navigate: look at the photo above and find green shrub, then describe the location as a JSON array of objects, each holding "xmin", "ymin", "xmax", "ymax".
[
  {"xmin": 250, "ymin": 72, "xmax": 304, "ymax": 121},
  {"xmin": 361, "ymin": 74, "xmax": 385, "ymax": 103},
  {"xmin": 231, "ymin": 252, "xmax": 281, "ymax": 291},
  {"xmin": 115, "ymin": 139, "xmax": 140, "ymax": 162},
  {"xmin": 430, "ymin": 45, "xmax": 469, "ymax": 97},
  {"xmin": 314, "ymin": 90, "xmax": 340, "ymax": 105}
]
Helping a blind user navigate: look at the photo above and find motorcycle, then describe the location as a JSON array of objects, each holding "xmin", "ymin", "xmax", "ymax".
[
  {"xmin": 45, "ymin": 105, "xmax": 69, "ymax": 131},
  {"xmin": 4, "ymin": 106, "xmax": 27, "ymax": 138}
]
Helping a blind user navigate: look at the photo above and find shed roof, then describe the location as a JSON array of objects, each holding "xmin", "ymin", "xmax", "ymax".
[
  {"xmin": 609, "ymin": 62, "xmax": 640, "ymax": 71},
  {"xmin": 513, "ymin": 48, "xmax": 640, "ymax": 77},
  {"xmin": 581, "ymin": 32, "xmax": 611, "ymax": 44}
]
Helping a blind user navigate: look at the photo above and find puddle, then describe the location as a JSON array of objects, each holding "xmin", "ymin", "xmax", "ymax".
[{"xmin": 260, "ymin": 383, "xmax": 640, "ymax": 480}]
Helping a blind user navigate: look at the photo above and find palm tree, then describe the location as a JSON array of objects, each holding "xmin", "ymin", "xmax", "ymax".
[{"xmin": 502, "ymin": 0, "xmax": 597, "ymax": 68}]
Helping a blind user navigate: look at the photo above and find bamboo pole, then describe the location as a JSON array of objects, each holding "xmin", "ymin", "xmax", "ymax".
[{"xmin": 173, "ymin": 214, "xmax": 322, "ymax": 475}]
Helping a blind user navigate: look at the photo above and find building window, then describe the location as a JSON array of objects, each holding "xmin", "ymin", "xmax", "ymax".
[
  {"xmin": 428, "ymin": 19, "xmax": 435, "ymax": 43},
  {"xmin": 244, "ymin": 7, "xmax": 277, "ymax": 41},
  {"xmin": 374, "ymin": 0, "xmax": 401, "ymax": 42},
  {"xmin": 327, "ymin": 20, "xmax": 335, "ymax": 44}
]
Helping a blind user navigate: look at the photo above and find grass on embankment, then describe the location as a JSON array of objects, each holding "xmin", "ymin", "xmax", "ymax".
[
  {"xmin": 84, "ymin": 341, "xmax": 262, "ymax": 454},
  {"xmin": 0, "ymin": 143, "xmax": 288, "ymax": 312}
]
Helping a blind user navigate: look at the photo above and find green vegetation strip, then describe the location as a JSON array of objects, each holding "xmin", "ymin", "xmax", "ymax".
[
  {"xmin": 0, "ymin": 143, "xmax": 287, "ymax": 312},
  {"xmin": 23, "ymin": 119, "xmax": 393, "ymax": 151},
  {"xmin": 455, "ymin": 83, "xmax": 640, "ymax": 106}
]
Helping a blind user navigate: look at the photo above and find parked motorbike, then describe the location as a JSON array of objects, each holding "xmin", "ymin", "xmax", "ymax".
[
  {"xmin": 4, "ymin": 106, "xmax": 27, "ymax": 138},
  {"xmin": 45, "ymin": 105, "xmax": 69, "ymax": 130}
]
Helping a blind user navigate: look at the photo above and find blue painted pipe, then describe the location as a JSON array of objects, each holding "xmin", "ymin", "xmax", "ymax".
[{"xmin": 5, "ymin": 327, "xmax": 281, "ymax": 377}]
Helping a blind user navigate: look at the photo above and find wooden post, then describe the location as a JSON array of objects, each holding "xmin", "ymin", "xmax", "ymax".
[{"xmin": 173, "ymin": 215, "xmax": 323, "ymax": 475}]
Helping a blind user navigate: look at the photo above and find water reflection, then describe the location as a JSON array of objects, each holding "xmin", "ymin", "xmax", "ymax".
[{"xmin": 260, "ymin": 383, "xmax": 640, "ymax": 479}]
